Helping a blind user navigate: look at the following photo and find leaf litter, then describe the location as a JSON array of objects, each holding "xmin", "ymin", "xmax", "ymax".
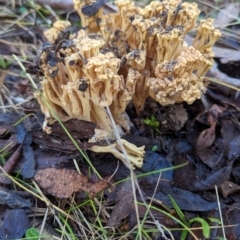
[{"xmin": 0, "ymin": 0, "xmax": 240, "ymax": 239}]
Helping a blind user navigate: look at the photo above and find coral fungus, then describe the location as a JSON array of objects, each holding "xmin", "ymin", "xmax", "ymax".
[{"xmin": 34, "ymin": 0, "xmax": 221, "ymax": 168}]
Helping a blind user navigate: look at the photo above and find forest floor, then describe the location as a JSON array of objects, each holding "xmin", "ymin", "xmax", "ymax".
[{"xmin": 0, "ymin": 0, "xmax": 240, "ymax": 239}]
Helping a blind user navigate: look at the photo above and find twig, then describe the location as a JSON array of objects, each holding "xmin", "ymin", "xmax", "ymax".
[{"xmin": 2, "ymin": 144, "xmax": 22, "ymax": 173}]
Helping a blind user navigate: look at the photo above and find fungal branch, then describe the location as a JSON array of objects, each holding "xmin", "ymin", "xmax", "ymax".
[{"xmin": 33, "ymin": 0, "xmax": 221, "ymax": 169}]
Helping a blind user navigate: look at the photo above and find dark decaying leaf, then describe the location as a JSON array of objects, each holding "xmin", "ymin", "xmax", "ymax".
[
  {"xmin": 194, "ymin": 163, "xmax": 233, "ymax": 191},
  {"xmin": 0, "ymin": 188, "xmax": 32, "ymax": 208},
  {"xmin": 32, "ymin": 119, "xmax": 96, "ymax": 152},
  {"xmin": 232, "ymin": 165, "xmax": 240, "ymax": 185},
  {"xmin": 0, "ymin": 209, "xmax": 30, "ymax": 240},
  {"xmin": 173, "ymin": 153, "xmax": 197, "ymax": 191},
  {"xmin": 228, "ymin": 135, "xmax": 240, "ymax": 161},
  {"xmin": 12, "ymin": 127, "xmax": 36, "ymax": 179},
  {"xmin": 220, "ymin": 118, "xmax": 240, "ymax": 154},
  {"xmin": 0, "ymin": 113, "xmax": 36, "ymax": 179},
  {"xmin": 18, "ymin": 143, "xmax": 36, "ymax": 178},
  {"xmin": 224, "ymin": 204, "xmax": 240, "ymax": 239},
  {"xmin": 15, "ymin": 121, "xmax": 27, "ymax": 144},
  {"xmin": 51, "ymin": 119, "xmax": 96, "ymax": 139},
  {"xmin": 141, "ymin": 151, "xmax": 173, "ymax": 181},
  {"xmin": 34, "ymin": 168, "xmax": 109, "ymax": 198},
  {"xmin": 209, "ymin": 204, "xmax": 240, "ymax": 239},
  {"xmin": 153, "ymin": 182, "xmax": 219, "ymax": 212},
  {"xmin": 106, "ymin": 181, "xmax": 134, "ymax": 227},
  {"xmin": 168, "ymin": 139, "xmax": 199, "ymax": 191}
]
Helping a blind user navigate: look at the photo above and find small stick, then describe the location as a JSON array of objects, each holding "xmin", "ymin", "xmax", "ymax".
[
  {"xmin": 0, "ymin": 144, "xmax": 22, "ymax": 184},
  {"xmin": 3, "ymin": 144, "xmax": 22, "ymax": 173}
]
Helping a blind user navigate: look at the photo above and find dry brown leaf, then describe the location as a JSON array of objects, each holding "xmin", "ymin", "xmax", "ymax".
[
  {"xmin": 32, "ymin": 119, "xmax": 96, "ymax": 152},
  {"xmin": 196, "ymin": 126, "xmax": 216, "ymax": 154},
  {"xmin": 220, "ymin": 181, "xmax": 240, "ymax": 198},
  {"xmin": 207, "ymin": 104, "xmax": 223, "ymax": 127},
  {"xmin": 196, "ymin": 105, "xmax": 222, "ymax": 152},
  {"xmin": 195, "ymin": 105, "xmax": 223, "ymax": 168},
  {"xmin": 34, "ymin": 168, "xmax": 109, "ymax": 198}
]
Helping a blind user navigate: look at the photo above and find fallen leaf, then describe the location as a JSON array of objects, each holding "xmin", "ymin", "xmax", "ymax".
[
  {"xmin": 153, "ymin": 182, "xmax": 218, "ymax": 212},
  {"xmin": 196, "ymin": 126, "xmax": 216, "ymax": 153},
  {"xmin": 207, "ymin": 86, "xmax": 240, "ymax": 110},
  {"xmin": 51, "ymin": 119, "xmax": 96, "ymax": 139},
  {"xmin": 172, "ymin": 151, "xmax": 197, "ymax": 191},
  {"xmin": 34, "ymin": 168, "xmax": 109, "ymax": 199},
  {"xmin": 194, "ymin": 164, "xmax": 232, "ymax": 191},
  {"xmin": 232, "ymin": 165, "xmax": 240, "ymax": 185},
  {"xmin": 220, "ymin": 181, "xmax": 240, "ymax": 198},
  {"xmin": 12, "ymin": 128, "xmax": 36, "ymax": 179},
  {"xmin": 228, "ymin": 135, "xmax": 240, "ymax": 161},
  {"xmin": 32, "ymin": 119, "xmax": 96, "ymax": 152},
  {"xmin": 35, "ymin": 149, "xmax": 73, "ymax": 170},
  {"xmin": 0, "ymin": 209, "xmax": 30, "ymax": 240},
  {"xmin": 211, "ymin": 203, "xmax": 240, "ymax": 239},
  {"xmin": 141, "ymin": 151, "xmax": 173, "ymax": 181},
  {"xmin": 221, "ymin": 119, "xmax": 240, "ymax": 154},
  {"xmin": 224, "ymin": 204, "xmax": 240, "ymax": 239},
  {"xmin": 0, "ymin": 188, "xmax": 32, "ymax": 208}
]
